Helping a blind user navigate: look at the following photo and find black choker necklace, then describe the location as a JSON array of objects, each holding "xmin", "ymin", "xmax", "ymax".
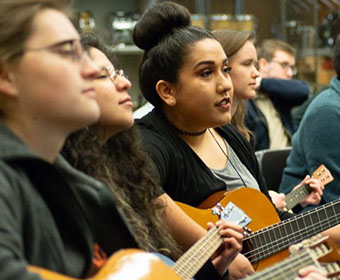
[{"xmin": 175, "ymin": 127, "xmax": 207, "ymax": 137}]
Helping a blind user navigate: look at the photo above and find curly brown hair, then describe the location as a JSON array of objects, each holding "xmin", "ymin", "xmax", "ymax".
[{"xmin": 62, "ymin": 34, "xmax": 182, "ymax": 260}]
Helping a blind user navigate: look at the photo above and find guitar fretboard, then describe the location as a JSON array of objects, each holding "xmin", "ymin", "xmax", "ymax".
[
  {"xmin": 285, "ymin": 184, "xmax": 311, "ymax": 210},
  {"xmin": 172, "ymin": 226, "xmax": 222, "ymax": 279},
  {"xmin": 245, "ymin": 249, "xmax": 318, "ymax": 280},
  {"xmin": 243, "ymin": 199, "xmax": 340, "ymax": 263}
]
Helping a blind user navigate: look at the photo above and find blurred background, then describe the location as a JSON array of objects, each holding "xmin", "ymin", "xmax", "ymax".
[{"xmin": 73, "ymin": 0, "xmax": 340, "ymax": 109}]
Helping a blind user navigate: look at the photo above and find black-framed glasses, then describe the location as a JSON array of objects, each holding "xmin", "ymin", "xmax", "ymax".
[
  {"xmin": 105, "ymin": 65, "xmax": 127, "ymax": 83},
  {"xmin": 271, "ymin": 60, "xmax": 297, "ymax": 75},
  {"xmin": 12, "ymin": 39, "xmax": 89, "ymax": 62}
]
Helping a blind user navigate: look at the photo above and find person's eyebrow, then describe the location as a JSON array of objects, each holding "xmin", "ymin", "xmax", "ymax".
[{"xmin": 194, "ymin": 58, "xmax": 228, "ymax": 69}]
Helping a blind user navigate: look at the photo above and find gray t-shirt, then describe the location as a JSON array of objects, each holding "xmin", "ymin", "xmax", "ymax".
[{"xmin": 210, "ymin": 142, "xmax": 260, "ymax": 191}]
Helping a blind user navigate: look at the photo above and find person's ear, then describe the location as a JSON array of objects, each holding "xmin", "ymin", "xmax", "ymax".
[
  {"xmin": 258, "ymin": 58, "xmax": 269, "ymax": 70},
  {"xmin": 156, "ymin": 80, "xmax": 177, "ymax": 106},
  {"xmin": 258, "ymin": 58, "xmax": 270, "ymax": 75},
  {"xmin": 0, "ymin": 62, "xmax": 19, "ymax": 97}
]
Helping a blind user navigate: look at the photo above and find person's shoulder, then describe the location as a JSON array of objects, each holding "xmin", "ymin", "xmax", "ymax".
[
  {"xmin": 0, "ymin": 160, "xmax": 27, "ymax": 200},
  {"xmin": 136, "ymin": 110, "xmax": 176, "ymax": 144},
  {"xmin": 306, "ymin": 82, "xmax": 340, "ymax": 112}
]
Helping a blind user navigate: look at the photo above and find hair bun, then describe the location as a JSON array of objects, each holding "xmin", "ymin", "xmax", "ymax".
[{"xmin": 133, "ymin": 1, "xmax": 191, "ymax": 51}]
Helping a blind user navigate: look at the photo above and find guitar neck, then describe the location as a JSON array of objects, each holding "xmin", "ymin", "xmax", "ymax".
[
  {"xmin": 172, "ymin": 226, "xmax": 222, "ymax": 279},
  {"xmin": 243, "ymin": 199, "xmax": 340, "ymax": 264},
  {"xmin": 285, "ymin": 184, "xmax": 311, "ymax": 210},
  {"xmin": 245, "ymin": 249, "xmax": 318, "ymax": 280}
]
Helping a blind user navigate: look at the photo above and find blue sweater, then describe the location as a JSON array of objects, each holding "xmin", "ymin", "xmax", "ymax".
[{"xmin": 279, "ymin": 76, "xmax": 340, "ymax": 212}]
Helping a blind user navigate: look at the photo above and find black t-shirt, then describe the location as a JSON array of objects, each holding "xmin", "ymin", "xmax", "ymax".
[{"xmin": 136, "ymin": 109, "xmax": 293, "ymax": 221}]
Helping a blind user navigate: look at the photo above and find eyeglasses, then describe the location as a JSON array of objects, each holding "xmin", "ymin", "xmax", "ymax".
[
  {"xmin": 105, "ymin": 65, "xmax": 127, "ymax": 82},
  {"xmin": 12, "ymin": 39, "xmax": 89, "ymax": 62},
  {"xmin": 271, "ymin": 60, "xmax": 297, "ymax": 75}
]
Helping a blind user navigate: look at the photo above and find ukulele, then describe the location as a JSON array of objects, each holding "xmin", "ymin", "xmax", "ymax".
[
  {"xmin": 28, "ymin": 202, "xmax": 250, "ymax": 280},
  {"xmin": 245, "ymin": 234, "xmax": 340, "ymax": 280},
  {"xmin": 176, "ymin": 187, "xmax": 340, "ymax": 271},
  {"xmin": 270, "ymin": 164, "xmax": 333, "ymax": 211}
]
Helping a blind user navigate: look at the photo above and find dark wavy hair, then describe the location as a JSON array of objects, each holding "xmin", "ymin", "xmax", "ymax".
[
  {"xmin": 62, "ymin": 33, "xmax": 181, "ymax": 260},
  {"xmin": 133, "ymin": 1, "xmax": 215, "ymax": 109}
]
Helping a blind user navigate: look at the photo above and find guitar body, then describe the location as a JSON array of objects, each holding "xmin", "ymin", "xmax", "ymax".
[
  {"xmin": 176, "ymin": 187, "xmax": 289, "ymax": 271},
  {"xmin": 28, "ymin": 249, "xmax": 182, "ymax": 280}
]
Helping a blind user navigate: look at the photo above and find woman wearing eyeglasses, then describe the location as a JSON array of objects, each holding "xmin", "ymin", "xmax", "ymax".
[
  {"xmin": 62, "ymin": 32, "xmax": 245, "ymax": 280},
  {"xmin": 0, "ymin": 0, "xmax": 175, "ymax": 279}
]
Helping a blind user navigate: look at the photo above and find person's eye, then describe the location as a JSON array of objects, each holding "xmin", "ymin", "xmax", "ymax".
[
  {"xmin": 242, "ymin": 60, "xmax": 253, "ymax": 66},
  {"xmin": 95, "ymin": 74, "xmax": 108, "ymax": 80},
  {"xmin": 201, "ymin": 69, "xmax": 213, "ymax": 77},
  {"xmin": 223, "ymin": 66, "xmax": 232, "ymax": 74},
  {"xmin": 56, "ymin": 49, "xmax": 75, "ymax": 58}
]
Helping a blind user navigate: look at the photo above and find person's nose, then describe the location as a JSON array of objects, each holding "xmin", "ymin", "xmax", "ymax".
[
  {"xmin": 80, "ymin": 53, "xmax": 100, "ymax": 80},
  {"xmin": 114, "ymin": 74, "xmax": 132, "ymax": 92},
  {"xmin": 217, "ymin": 72, "xmax": 233, "ymax": 95}
]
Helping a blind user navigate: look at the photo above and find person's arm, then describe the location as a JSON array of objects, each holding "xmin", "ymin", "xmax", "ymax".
[
  {"xmin": 281, "ymin": 91, "xmax": 340, "ymax": 209},
  {"xmin": 158, "ymin": 193, "xmax": 206, "ymax": 250},
  {"xmin": 159, "ymin": 194, "xmax": 255, "ymax": 279},
  {"xmin": 0, "ymin": 170, "xmax": 42, "ymax": 280},
  {"xmin": 260, "ymin": 78, "xmax": 310, "ymax": 106}
]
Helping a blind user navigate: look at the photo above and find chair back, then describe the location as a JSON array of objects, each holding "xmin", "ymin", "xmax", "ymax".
[{"xmin": 255, "ymin": 147, "xmax": 292, "ymax": 192}]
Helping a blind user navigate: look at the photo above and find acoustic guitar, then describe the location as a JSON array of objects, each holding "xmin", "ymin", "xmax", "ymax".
[
  {"xmin": 245, "ymin": 234, "xmax": 340, "ymax": 280},
  {"xmin": 28, "ymin": 249, "xmax": 181, "ymax": 280},
  {"xmin": 176, "ymin": 187, "xmax": 340, "ymax": 271},
  {"xmin": 27, "ymin": 234, "xmax": 340, "ymax": 280},
  {"xmin": 270, "ymin": 164, "xmax": 333, "ymax": 211},
  {"xmin": 28, "ymin": 200, "xmax": 243, "ymax": 280}
]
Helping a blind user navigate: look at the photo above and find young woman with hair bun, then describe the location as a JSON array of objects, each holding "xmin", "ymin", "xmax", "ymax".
[
  {"xmin": 62, "ymin": 32, "xmax": 245, "ymax": 280},
  {"xmin": 134, "ymin": 2, "xmax": 329, "ymax": 279}
]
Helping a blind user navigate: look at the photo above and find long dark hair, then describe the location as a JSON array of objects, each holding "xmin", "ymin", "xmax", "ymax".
[
  {"xmin": 62, "ymin": 33, "xmax": 181, "ymax": 260},
  {"xmin": 133, "ymin": 1, "xmax": 215, "ymax": 109}
]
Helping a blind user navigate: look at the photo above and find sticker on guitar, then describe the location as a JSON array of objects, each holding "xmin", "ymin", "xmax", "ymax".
[
  {"xmin": 212, "ymin": 201, "xmax": 252, "ymax": 228},
  {"xmin": 176, "ymin": 187, "xmax": 340, "ymax": 271}
]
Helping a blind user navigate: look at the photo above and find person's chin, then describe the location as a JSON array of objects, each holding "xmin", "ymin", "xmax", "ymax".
[{"xmin": 247, "ymin": 90, "xmax": 256, "ymax": 100}]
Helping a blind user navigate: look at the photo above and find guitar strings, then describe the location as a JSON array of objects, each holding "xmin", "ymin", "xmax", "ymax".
[
  {"xmin": 242, "ymin": 212, "xmax": 340, "ymax": 262},
  {"xmin": 244, "ymin": 203, "xmax": 337, "ymax": 244},
  {"xmin": 174, "ymin": 228, "xmax": 220, "ymax": 273},
  {"xmin": 242, "ymin": 201, "xmax": 339, "ymax": 259},
  {"xmin": 243, "ymin": 200, "xmax": 338, "ymax": 243},
  {"xmin": 173, "ymin": 226, "xmax": 222, "ymax": 278},
  {"xmin": 243, "ymin": 214, "xmax": 338, "ymax": 261},
  {"xmin": 246, "ymin": 251, "xmax": 317, "ymax": 280}
]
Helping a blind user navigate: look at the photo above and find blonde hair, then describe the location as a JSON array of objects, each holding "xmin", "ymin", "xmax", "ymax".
[{"xmin": 213, "ymin": 29, "xmax": 255, "ymax": 142}]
